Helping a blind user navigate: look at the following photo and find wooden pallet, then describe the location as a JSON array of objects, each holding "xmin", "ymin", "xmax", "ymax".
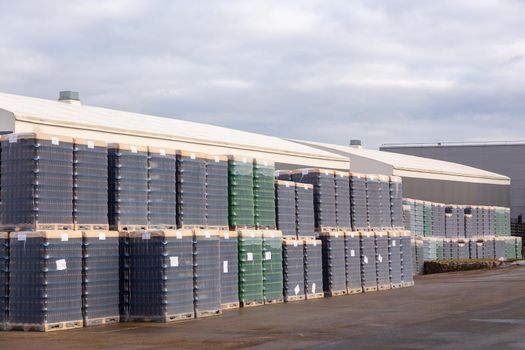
[
  {"xmin": 74, "ymin": 224, "xmax": 110, "ymax": 231},
  {"xmin": 180, "ymin": 225, "xmax": 207, "ymax": 230},
  {"xmin": 264, "ymin": 298, "xmax": 284, "ymax": 305},
  {"xmin": 207, "ymin": 226, "xmax": 229, "ymax": 231},
  {"xmin": 402, "ymin": 281, "xmax": 415, "ymax": 287},
  {"xmin": 284, "ymin": 295, "xmax": 306, "ymax": 302},
  {"xmin": 347, "ymin": 287, "xmax": 363, "ymax": 295},
  {"xmin": 221, "ymin": 302, "xmax": 240, "ymax": 310},
  {"xmin": 7, "ymin": 320, "xmax": 83, "ymax": 332},
  {"xmin": 240, "ymin": 300, "xmax": 264, "ymax": 308},
  {"xmin": 112, "ymin": 225, "xmax": 148, "ymax": 232},
  {"xmin": 305, "ymin": 292, "xmax": 324, "ymax": 300},
  {"xmin": 298, "ymin": 235, "xmax": 318, "ymax": 240},
  {"xmin": 363, "ymin": 286, "xmax": 378, "ymax": 293},
  {"xmin": 325, "ymin": 289, "xmax": 347, "ymax": 297},
  {"xmin": 84, "ymin": 316, "xmax": 120, "ymax": 327},
  {"xmin": 0, "ymin": 223, "xmax": 75, "ymax": 232},
  {"xmin": 128, "ymin": 312, "xmax": 194, "ymax": 323},
  {"xmin": 390, "ymin": 283, "xmax": 403, "ymax": 289},
  {"xmin": 195, "ymin": 309, "xmax": 222, "ymax": 318},
  {"xmin": 378, "ymin": 284, "xmax": 391, "ymax": 291}
]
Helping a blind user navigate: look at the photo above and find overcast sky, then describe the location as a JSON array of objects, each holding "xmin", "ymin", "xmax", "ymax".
[{"xmin": 0, "ymin": 1, "xmax": 524, "ymax": 149}]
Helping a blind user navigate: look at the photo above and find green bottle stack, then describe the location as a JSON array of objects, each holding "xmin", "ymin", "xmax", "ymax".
[
  {"xmin": 238, "ymin": 229, "xmax": 263, "ymax": 306},
  {"xmin": 505, "ymin": 237, "xmax": 517, "ymax": 259},
  {"xmin": 515, "ymin": 237, "xmax": 522, "ymax": 260},
  {"xmin": 253, "ymin": 159, "xmax": 276, "ymax": 228},
  {"xmin": 262, "ymin": 230, "xmax": 283, "ymax": 303},
  {"xmin": 423, "ymin": 202, "xmax": 432, "ymax": 237},
  {"xmin": 228, "ymin": 156, "xmax": 255, "ymax": 228},
  {"xmin": 495, "ymin": 208, "xmax": 507, "ymax": 236}
]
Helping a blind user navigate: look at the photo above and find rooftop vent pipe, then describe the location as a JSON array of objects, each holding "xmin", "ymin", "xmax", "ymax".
[{"xmin": 58, "ymin": 91, "xmax": 81, "ymax": 105}]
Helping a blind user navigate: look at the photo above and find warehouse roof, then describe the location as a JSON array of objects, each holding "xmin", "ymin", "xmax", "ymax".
[
  {"xmin": 291, "ymin": 140, "xmax": 510, "ymax": 185},
  {"xmin": 0, "ymin": 92, "xmax": 348, "ymax": 168}
]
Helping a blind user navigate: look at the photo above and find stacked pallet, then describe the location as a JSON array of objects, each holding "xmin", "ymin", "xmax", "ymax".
[
  {"xmin": 350, "ymin": 173, "xmax": 368, "ymax": 231},
  {"xmin": 147, "ymin": 147, "xmax": 177, "ymax": 228},
  {"xmin": 388, "ymin": 231, "xmax": 402, "ymax": 288},
  {"xmin": 445, "ymin": 206, "xmax": 458, "ymax": 238},
  {"xmin": 291, "ymin": 169, "xmax": 337, "ymax": 229},
  {"xmin": 334, "ymin": 171, "xmax": 351, "ymax": 229},
  {"xmin": 1, "ymin": 133, "xmax": 74, "ymax": 229},
  {"xmin": 228, "ymin": 157, "xmax": 255, "ymax": 228},
  {"xmin": 320, "ymin": 230, "xmax": 346, "ymax": 296},
  {"xmin": 474, "ymin": 207, "xmax": 483, "ymax": 237},
  {"xmin": 282, "ymin": 238, "xmax": 305, "ymax": 301},
  {"xmin": 365, "ymin": 175, "xmax": 382, "ymax": 229},
  {"xmin": 344, "ymin": 231, "xmax": 362, "ymax": 294},
  {"xmin": 219, "ymin": 230, "xmax": 239, "ymax": 309},
  {"xmin": 443, "ymin": 238, "xmax": 452, "ymax": 260},
  {"xmin": 423, "ymin": 238, "xmax": 438, "ymax": 261},
  {"xmin": 436, "ymin": 238, "xmax": 444, "ymax": 260},
  {"xmin": 375, "ymin": 231, "xmax": 390, "ymax": 290},
  {"xmin": 400, "ymin": 231, "xmax": 414, "ymax": 286},
  {"xmin": 262, "ymin": 230, "xmax": 283, "ymax": 304},
  {"xmin": 414, "ymin": 200, "xmax": 425, "ymax": 236},
  {"xmin": 403, "ymin": 204, "xmax": 412, "ymax": 231},
  {"xmin": 413, "ymin": 237, "xmax": 425, "ymax": 275},
  {"xmin": 275, "ymin": 180, "xmax": 296, "ymax": 237},
  {"xmin": 193, "ymin": 229, "xmax": 221, "ymax": 318},
  {"xmin": 303, "ymin": 238, "xmax": 324, "ymax": 299},
  {"xmin": 423, "ymin": 202, "xmax": 432, "ymax": 237},
  {"xmin": 484, "ymin": 238, "xmax": 495, "ymax": 259},
  {"xmin": 82, "ymin": 230, "xmax": 120, "ymax": 326},
  {"xmin": 431, "ymin": 203, "xmax": 445, "ymax": 237},
  {"xmin": 238, "ymin": 229, "xmax": 263, "ymax": 307},
  {"xmin": 515, "ymin": 237, "xmax": 523, "ymax": 259},
  {"xmin": 295, "ymin": 183, "xmax": 315, "ymax": 238},
  {"xmin": 118, "ymin": 232, "xmax": 130, "ymax": 321},
  {"xmin": 457, "ymin": 239, "xmax": 470, "ymax": 259},
  {"xmin": 205, "ymin": 155, "xmax": 229, "ymax": 228},
  {"xmin": 378, "ymin": 175, "xmax": 392, "ymax": 229},
  {"xmin": 176, "ymin": 151, "xmax": 207, "ymax": 227},
  {"xmin": 8, "ymin": 231, "xmax": 83, "ymax": 331},
  {"xmin": 108, "ymin": 144, "xmax": 148, "ymax": 230},
  {"xmin": 253, "ymin": 160, "xmax": 276, "ymax": 229},
  {"xmin": 73, "ymin": 138, "xmax": 108, "ymax": 229},
  {"xmin": 0, "ymin": 233, "xmax": 7, "ymax": 330},
  {"xmin": 360, "ymin": 231, "xmax": 378, "ymax": 291},
  {"xmin": 464, "ymin": 207, "xmax": 476, "ymax": 238},
  {"xmin": 390, "ymin": 176, "xmax": 404, "ymax": 229}
]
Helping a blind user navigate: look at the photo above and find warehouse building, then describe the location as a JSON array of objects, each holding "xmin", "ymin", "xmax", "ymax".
[
  {"xmin": 380, "ymin": 142, "xmax": 524, "ymax": 220},
  {"xmin": 291, "ymin": 140, "xmax": 510, "ymax": 208}
]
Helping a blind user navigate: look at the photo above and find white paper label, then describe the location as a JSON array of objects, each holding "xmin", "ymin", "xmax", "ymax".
[
  {"xmin": 363, "ymin": 255, "xmax": 368, "ymax": 264},
  {"xmin": 190, "ymin": 153, "xmax": 196, "ymax": 159},
  {"xmin": 52, "ymin": 137, "xmax": 59, "ymax": 145},
  {"xmin": 56, "ymin": 259, "xmax": 67, "ymax": 271},
  {"xmin": 61, "ymin": 233, "xmax": 68, "ymax": 242},
  {"xmin": 170, "ymin": 256, "xmax": 179, "ymax": 267},
  {"xmin": 214, "ymin": 156, "xmax": 220, "ymax": 163},
  {"xmin": 130, "ymin": 146, "xmax": 138, "ymax": 153},
  {"xmin": 223, "ymin": 260, "xmax": 228, "ymax": 273},
  {"xmin": 17, "ymin": 233, "xmax": 26, "ymax": 241},
  {"xmin": 224, "ymin": 231, "xmax": 229, "ymax": 239},
  {"xmin": 176, "ymin": 231, "xmax": 182, "ymax": 239},
  {"xmin": 392, "ymin": 240, "xmax": 396, "ymax": 247},
  {"xmin": 98, "ymin": 232, "xmax": 106, "ymax": 240},
  {"xmin": 265, "ymin": 251, "xmax": 272, "ymax": 260},
  {"xmin": 294, "ymin": 284, "xmax": 300, "ymax": 295},
  {"xmin": 159, "ymin": 149, "xmax": 166, "ymax": 156},
  {"xmin": 378, "ymin": 254, "xmax": 383, "ymax": 263},
  {"xmin": 250, "ymin": 231, "xmax": 255, "ymax": 238},
  {"xmin": 312, "ymin": 282, "xmax": 316, "ymax": 294},
  {"xmin": 350, "ymin": 249, "xmax": 355, "ymax": 257},
  {"xmin": 247, "ymin": 252, "xmax": 253, "ymax": 261},
  {"xmin": 142, "ymin": 232, "xmax": 151, "ymax": 240},
  {"xmin": 8, "ymin": 135, "xmax": 17, "ymax": 143},
  {"xmin": 285, "ymin": 182, "xmax": 290, "ymax": 188},
  {"xmin": 293, "ymin": 241, "xmax": 298, "ymax": 247},
  {"xmin": 87, "ymin": 141, "xmax": 95, "ymax": 149},
  {"xmin": 204, "ymin": 231, "xmax": 210, "ymax": 238}
]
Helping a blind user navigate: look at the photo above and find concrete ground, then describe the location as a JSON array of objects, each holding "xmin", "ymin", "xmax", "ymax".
[{"xmin": 2, "ymin": 266, "xmax": 525, "ymax": 350}]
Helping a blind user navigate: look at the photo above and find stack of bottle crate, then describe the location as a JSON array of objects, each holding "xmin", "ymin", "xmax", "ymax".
[
  {"xmin": 253, "ymin": 159, "xmax": 276, "ymax": 229},
  {"xmin": 177, "ymin": 151, "xmax": 207, "ymax": 227},
  {"xmin": 275, "ymin": 180, "xmax": 296, "ymax": 237},
  {"xmin": 303, "ymin": 237, "xmax": 323, "ymax": 299},
  {"xmin": 205, "ymin": 155, "xmax": 229, "ymax": 228},
  {"xmin": 193, "ymin": 229, "xmax": 221, "ymax": 317},
  {"xmin": 360, "ymin": 231, "xmax": 378, "ymax": 291},
  {"xmin": 218, "ymin": 230, "xmax": 239, "ymax": 309},
  {"xmin": 282, "ymin": 238, "xmax": 305, "ymax": 301},
  {"xmin": 334, "ymin": 171, "xmax": 351, "ymax": 229},
  {"xmin": 296, "ymin": 183, "xmax": 315, "ymax": 237},
  {"xmin": 344, "ymin": 231, "xmax": 362, "ymax": 294},
  {"xmin": 423, "ymin": 202, "xmax": 432, "ymax": 237},
  {"xmin": 400, "ymin": 231, "xmax": 414, "ymax": 286},
  {"xmin": 365, "ymin": 175, "xmax": 382, "ymax": 229},
  {"xmin": 375, "ymin": 231, "xmax": 390, "ymax": 290},
  {"xmin": 0, "ymin": 232, "xmax": 7, "ymax": 330},
  {"xmin": 390, "ymin": 176, "xmax": 404, "ymax": 229},
  {"xmin": 262, "ymin": 230, "xmax": 283, "ymax": 304},
  {"xmin": 228, "ymin": 156, "xmax": 255, "ymax": 228},
  {"xmin": 147, "ymin": 147, "xmax": 177, "ymax": 228},
  {"xmin": 238, "ymin": 229, "xmax": 264, "ymax": 306},
  {"xmin": 378, "ymin": 175, "xmax": 391, "ymax": 229},
  {"xmin": 388, "ymin": 231, "xmax": 402, "ymax": 288},
  {"xmin": 350, "ymin": 173, "xmax": 368, "ymax": 231}
]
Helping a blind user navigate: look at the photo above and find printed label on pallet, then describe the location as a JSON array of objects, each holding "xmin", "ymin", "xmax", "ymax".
[
  {"xmin": 351, "ymin": 249, "xmax": 355, "ymax": 257},
  {"xmin": 223, "ymin": 260, "xmax": 228, "ymax": 273},
  {"xmin": 363, "ymin": 255, "xmax": 368, "ymax": 264},
  {"xmin": 61, "ymin": 233, "xmax": 69, "ymax": 241},
  {"xmin": 170, "ymin": 256, "xmax": 179, "ymax": 267},
  {"xmin": 17, "ymin": 233, "xmax": 26, "ymax": 241},
  {"xmin": 265, "ymin": 251, "xmax": 272, "ymax": 260},
  {"xmin": 294, "ymin": 284, "xmax": 300, "ymax": 295},
  {"xmin": 247, "ymin": 252, "xmax": 253, "ymax": 261},
  {"xmin": 312, "ymin": 283, "xmax": 316, "ymax": 294},
  {"xmin": 56, "ymin": 259, "xmax": 67, "ymax": 271}
]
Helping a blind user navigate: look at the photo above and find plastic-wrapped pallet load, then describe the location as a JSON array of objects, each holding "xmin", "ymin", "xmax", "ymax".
[
  {"xmin": 118, "ymin": 232, "xmax": 130, "ymax": 321},
  {"xmin": 388, "ymin": 231, "xmax": 402, "ymax": 288},
  {"xmin": 147, "ymin": 147, "xmax": 177, "ymax": 228},
  {"xmin": 399, "ymin": 231, "xmax": 414, "ymax": 286},
  {"xmin": 464, "ymin": 207, "xmax": 476, "ymax": 238},
  {"xmin": 275, "ymin": 170, "xmax": 293, "ymax": 181},
  {"xmin": 375, "ymin": 231, "xmax": 390, "ymax": 290},
  {"xmin": 350, "ymin": 173, "xmax": 368, "ymax": 231},
  {"xmin": 127, "ymin": 230, "xmax": 194, "ymax": 322},
  {"xmin": 219, "ymin": 230, "xmax": 239, "ymax": 309},
  {"xmin": 403, "ymin": 204, "xmax": 412, "ymax": 231},
  {"xmin": 253, "ymin": 159, "xmax": 276, "ymax": 229},
  {"xmin": 360, "ymin": 231, "xmax": 378, "ymax": 291},
  {"xmin": 488, "ymin": 207, "xmax": 496, "ymax": 236},
  {"xmin": 494, "ymin": 237, "xmax": 505, "ymax": 259},
  {"xmin": 295, "ymin": 183, "xmax": 315, "ymax": 238},
  {"xmin": 82, "ymin": 230, "xmax": 120, "ymax": 326},
  {"xmin": 515, "ymin": 237, "xmax": 523, "ymax": 259},
  {"xmin": 378, "ymin": 175, "xmax": 392, "ymax": 229},
  {"xmin": 484, "ymin": 238, "xmax": 495, "ymax": 259},
  {"xmin": 303, "ymin": 238, "xmax": 324, "ymax": 299},
  {"xmin": 476, "ymin": 239, "xmax": 485, "ymax": 259},
  {"xmin": 177, "ymin": 151, "xmax": 207, "ymax": 227},
  {"xmin": 108, "ymin": 144, "xmax": 148, "ymax": 230},
  {"xmin": 320, "ymin": 231, "xmax": 347, "ymax": 296},
  {"xmin": 344, "ymin": 231, "xmax": 362, "ymax": 294},
  {"xmin": 414, "ymin": 237, "xmax": 425, "ymax": 275},
  {"xmin": 282, "ymin": 238, "xmax": 305, "ymax": 302},
  {"xmin": 238, "ymin": 229, "xmax": 263, "ymax": 306},
  {"xmin": 228, "ymin": 156, "xmax": 255, "ymax": 228},
  {"xmin": 468, "ymin": 239, "xmax": 478, "ymax": 259},
  {"xmin": 275, "ymin": 180, "xmax": 296, "ymax": 237},
  {"xmin": 365, "ymin": 175, "xmax": 382, "ymax": 229},
  {"xmin": 431, "ymin": 203, "xmax": 445, "ymax": 237},
  {"xmin": 423, "ymin": 238, "xmax": 438, "ymax": 261},
  {"xmin": 1, "ymin": 133, "xmax": 74, "ymax": 229},
  {"xmin": 8, "ymin": 231, "xmax": 83, "ymax": 332},
  {"xmin": 262, "ymin": 230, "xmax": 284, "ymax": 304},
  {"xmin": 443, "ymin": 238, "xmax": 452, "ymax": 260},
  {"xmin": 450, "ymin": 238, "xmax": 459, "ymax": 260},
  {"xmin": 495, "ymin": 208, "xmax": 507, "ymax": 236},
  {"xmin": 481, "ymin": 207, "xmax": 490, "ymax": 236},
  {"xmin": 414, "ymin": 200, "xmax": 425, "ymax": 236},
  {"xmin": 73, "ymin": 138, "xmax": 108, "ymax": 228},
  {"xmin": 390, "ymin": 176, "xmax": 404, "ymax": 229},
  {"xmin": 457, "ymin": 239, "xmax": 470, "ymax": 259},
  {"xmin": 436, "ymin": 238, "xmax": 444, "ymax": 260},
  {"xmin": 475, "ymin": 207, "xmax": 484, "ymax": 237},
  {"xmin": 445, "ymin": 206, "xmax": 458, "ymax": 238},
  {"xmin": 193, "ymin": 229, "xmax": 221, "ymax": 318},
  {"xmin": 505, "ymin": 237, "xmax": 516, "ymax": 259},
  {"xmin": 291, "ymin": 169, "xmax": 337, "ymax": 229},
  {"xmin": 457, "ymin": 205, "xmax": 465, "ymax": 238},
  {"xmin": 0, "ymin": 232, "xmax": 7, "ymax": 330},
  {"xmin": 205, "ymin": 155, "xmax": 229, "ymax": 228},
  {"xmin": 423, "ymin": 202, "xmax": 432, "ymax": 237},
  {"xmin": 334, "ymin": 171, "xmax": 351, "ymax": 229}
]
